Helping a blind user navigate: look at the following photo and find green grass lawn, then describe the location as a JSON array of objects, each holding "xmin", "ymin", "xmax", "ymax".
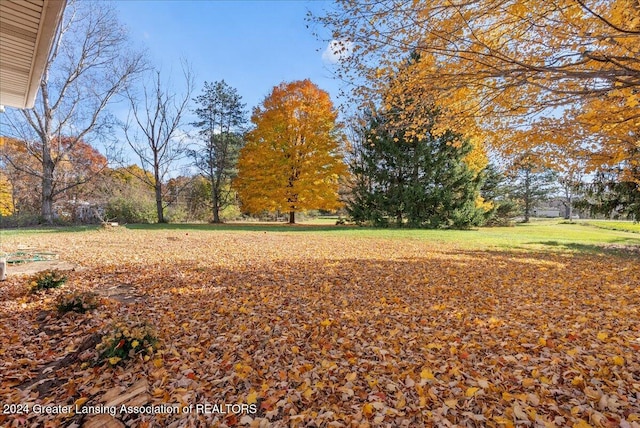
[
  {"xmin": 578, "ymin": 219, "xmax": 640, "ymax": 233},
  {"xmin": 2, "ymin": 219, "xmax": 639, "ymax": 256},
  {"xmin": 128, "ymin": 218, "xmax": 640, "ymax": 254}
]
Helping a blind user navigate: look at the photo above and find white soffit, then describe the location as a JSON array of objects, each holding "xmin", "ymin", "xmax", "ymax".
[{"xmin": 0, "ymin": 0, "xmax": 66, "ymax": 109}]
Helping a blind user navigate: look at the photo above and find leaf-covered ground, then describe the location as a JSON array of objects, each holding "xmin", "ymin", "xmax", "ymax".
[{"xmin": 1, "ymin": 228, "xmax": 639, "ymax": 427}]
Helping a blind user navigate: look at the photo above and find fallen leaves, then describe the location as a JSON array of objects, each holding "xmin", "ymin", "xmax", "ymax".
[{"xmin": 0, "ymin": 229, "xmax": 639, "ymax": 427}]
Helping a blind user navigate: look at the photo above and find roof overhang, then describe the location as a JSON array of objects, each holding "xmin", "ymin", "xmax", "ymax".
[{"xmin": 0, "ymin": 0, "xmax": 67, "ymax": 109}]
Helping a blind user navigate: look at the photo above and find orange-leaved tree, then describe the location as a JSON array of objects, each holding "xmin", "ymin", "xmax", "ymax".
[
  {"xmin": 234, "ymin": 80, "xmax": 347, "ymax": 224},
  {"xmin": 0, "ymin": 135, "xmax": 106, "ymax": 218}
]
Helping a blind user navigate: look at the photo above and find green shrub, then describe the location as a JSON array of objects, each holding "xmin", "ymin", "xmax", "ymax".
[
  {"xmin": 165, "ymin": 205, "xmax": 188, "ymax": 223},
  {"xmin": 220, "ymin": 203, "xmax": 242, "ymax": 221},
  {"xmin": 96, "ymin": 322, "xmax": 158, "ymax": 366},
  {"xmin": 56, "ymin": 291, "xmax": 100, "ymax": 314},
  {"xmin": 106, "ymin": 196, "xmax": 156, "ymax": 223},
  {"xmin": 30, "ymin": 270, "xmax": 67, "ymax": 293}
]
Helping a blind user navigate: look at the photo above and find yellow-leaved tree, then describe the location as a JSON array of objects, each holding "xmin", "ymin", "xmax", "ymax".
[
  {"xmin": 234, "ymin": 80, "xmax": 347, "ymax": 223},
  {"xmin": 315, "ymin": 0, "xmax": 640, "ymax": 176},
  {"xmin": 0, "ymin": 172, "xmax": 13, "ymax": 216}
]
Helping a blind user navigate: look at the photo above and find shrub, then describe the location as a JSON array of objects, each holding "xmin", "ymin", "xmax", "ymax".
[
  {"xmin": 96, "ymin": 322, "xmax": 158, "ymax": 366},
  {"xmin": 105, "ymin": 196, "xmax": 156, "ymax": 223},
  {"xmin": 30, "ymin": 270, "xmax": 67, "ymax": 293},
  {"xmin": 56, "ymin": 291, "xmax": 100, "ymax": 314},
  {"xmin": 165, "ymin": 205, "xmax": 188, "ymax": 223}
]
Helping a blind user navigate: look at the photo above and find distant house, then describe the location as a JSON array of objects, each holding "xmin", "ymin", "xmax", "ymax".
[
  {"xmin": 532, "ymin": 208, "xmax": 560, "ymax": 218},
  {"xmin": 53, "ymin": 200, "xmax": 105, "ymax": 223},
  {"xmin": 74, "ymin": 201, "xmax": 105, "ymax": 223}
]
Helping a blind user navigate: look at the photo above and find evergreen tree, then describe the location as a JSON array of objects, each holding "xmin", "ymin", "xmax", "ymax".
[
  {"xmin": 577, "ymin": 169, "xmax": 640, "ymax": 221},
  {"xmin": 480, "ymin": 163, "xmax": 520, "ymax": 226},
  {"xmin": 348, "ymin": 111, "xmax": 485, "ymax": 229},
  {"xmin": 575, "ymin": 145, "xmax": 639, "ymax": 221},
  {"xmin": 191, "ymin": 81, "xmax": 246, "ymax": 223},
  {"xmin": 509, "ymin": 153, "xmax": 557, "ymax": 222}
]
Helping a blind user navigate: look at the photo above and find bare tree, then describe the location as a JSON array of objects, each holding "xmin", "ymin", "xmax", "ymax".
[
  {"xmin": 0, "ymin": 1, "xmax": 146, "ymax": 223},
  {"xmin": 123, "ymin": 63, "xmax": 195, "ymax": 223}
]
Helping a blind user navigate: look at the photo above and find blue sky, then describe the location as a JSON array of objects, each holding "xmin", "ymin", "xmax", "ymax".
[{"xmin": 115, "ymin": 0, "xmax": 346, "ymax": 116}]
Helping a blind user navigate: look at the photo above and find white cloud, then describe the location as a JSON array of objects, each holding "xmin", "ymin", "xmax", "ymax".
[
  {"xmin": 322, "ymin": 40, "xmax": 353, "ymax": 64},
  {"xmin": 172, "ymin": 128, "xmax": 197, "ymax": 146}
]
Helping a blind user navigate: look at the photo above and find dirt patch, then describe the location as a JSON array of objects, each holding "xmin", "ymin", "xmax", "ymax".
[
  {"xmin": 96, "ymin": 283, "xmax": 142, "ymax": 304},
  {"xmin": 6, "ymin": 260, "xmax": 78, "ymax": 276}
]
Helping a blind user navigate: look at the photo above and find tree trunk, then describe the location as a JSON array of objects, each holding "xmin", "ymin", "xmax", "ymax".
[
  {"xmin": 155, "ymin": 182, "xmax": 165, "ymax": 223},
  {"xmin": 212, "ymin": 192, "xmax": 221, "ymax": 223},
  {"xmin": 523, "ymin": 170, "xmax": 531, "ymax": 223},
  {"xmin": 288, "ymin": 210, "xmax": 295, "ymax": 224},
  {"xmin": 42, "ymin": 185, "xmax": 55, "ymax": 224},
  {"xmin": 211, "ymin": 172, "xmax": 223, "ymax": 223},
  {"xmin": 41, "ymin": 147, "xmax": 55, "ymax": 224}
]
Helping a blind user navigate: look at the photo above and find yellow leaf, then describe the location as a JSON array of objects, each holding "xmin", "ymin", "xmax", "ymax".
[
  {"xmin": 420, "ymin": 368, "xmax": 435, "ymax": 380},
  {"xmin": 362, "ymin": 402, "xmax": 374, "ymax": 417},
  {"xmin": 597, "ymin": 332, "xmax": 608, "ymax": 341},
  {"xmin": 573, "ymin": 420, "xmax": 592, "ymax": 428},
  {"xmin": 246, "ymin": 390, "xmax": 258, "ymax": 405},
  {"xmin": 493, "ymin": 415, "xmax": 513, "ymax": 426},
  {"xmin": 74, "ymin": 397, "xmax": 88, "ymax": 407},
  {"xmin": 522, "ymin": 378, "xmax": 535, "ymax": 388},
  {"xmin": 153, "ymin": 358, "xmax": 163, "ymax": 368},
  {"xmin": 612, "ymin": 356, "xmax": 624, "ymax": 366},
  {"xmin": 346, "ymin": 372, "xmax": 357, "ymax": 382},
  {"xmin": 571, "ymin": 376, "xmax": 584, "ymax": 387},
  {"xmin": 465, "ymin": 387, "xmax": 480, "ymax": 397},
  {"xmin": 320, "ymin": 319, "xmax": 331, "ymax": 327},
  {"xmin": 444, "ymin": 399, "xmax": 458, "ymax": 408},
  {"xmin": 302, "ymin": 388, "xmax": 313, "ymax": 400}
]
